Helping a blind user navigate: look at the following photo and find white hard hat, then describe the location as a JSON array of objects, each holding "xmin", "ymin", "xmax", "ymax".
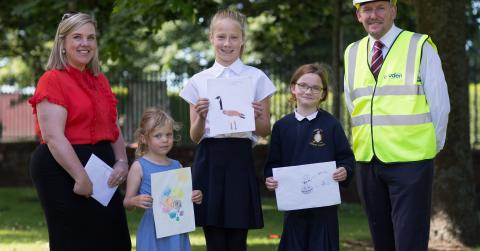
[{"xmin": 353, "ymin": 0, "xmax": 397, "ymax": 8}]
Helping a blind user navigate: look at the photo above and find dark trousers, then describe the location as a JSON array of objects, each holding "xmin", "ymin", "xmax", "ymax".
[
  {"xmin": 356, "ymin": 158, "xmax": 434, "ymax": 251},
  {"xmin": 203, "ymin": 226, "xmax": 248, "ymax": 251}
]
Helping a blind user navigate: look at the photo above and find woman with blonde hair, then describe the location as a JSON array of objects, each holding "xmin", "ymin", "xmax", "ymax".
[{"xmin": 28, "ymin": 12, "xmax": 131, "ymax": 251}]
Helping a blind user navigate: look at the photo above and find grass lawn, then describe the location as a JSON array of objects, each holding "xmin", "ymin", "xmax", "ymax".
[{"xmin": 0, "ymin": 187, "xmax": 478, "ymax": 251}]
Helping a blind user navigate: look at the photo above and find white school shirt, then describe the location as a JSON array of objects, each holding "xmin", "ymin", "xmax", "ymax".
[
  {"xmin": 180, "ymin": 58, "xmax": 276, "ymax": 142},
  {"xmin": 343, "ymin": 25, "xmax": 450, "ymax": 153},
  {"xmin": 294, "ymin": 110, "xmax": 318, "ymax": 121}
]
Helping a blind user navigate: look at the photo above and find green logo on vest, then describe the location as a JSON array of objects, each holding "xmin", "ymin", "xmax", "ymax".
[{"xmin": 384, "ymin": 73, "xmax": 402, "ymax": 79}]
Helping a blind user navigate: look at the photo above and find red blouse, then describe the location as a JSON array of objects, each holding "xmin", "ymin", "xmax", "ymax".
[{"xmin": 29, "ymin": 67, "xmax": 119, "ymax": 144}]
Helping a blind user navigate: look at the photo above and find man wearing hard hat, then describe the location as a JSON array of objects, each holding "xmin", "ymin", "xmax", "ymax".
[{"xmin": 343, "ymin": 0, "xmax": 450, "ymax": 250}]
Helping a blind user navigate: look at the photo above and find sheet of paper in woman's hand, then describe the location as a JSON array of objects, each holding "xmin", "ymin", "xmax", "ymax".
[{"xmin": 84, "ymin": 154, "xmax": 118, "ymax": 206}]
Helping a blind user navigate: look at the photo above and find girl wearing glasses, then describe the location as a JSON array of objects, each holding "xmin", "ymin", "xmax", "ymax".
[{"xmin": 264, "ymin": 63, "xmax": 354, "ymax": 251}]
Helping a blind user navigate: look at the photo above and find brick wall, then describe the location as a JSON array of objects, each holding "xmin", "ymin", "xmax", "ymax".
[
  {"xmin": 3, "ymin": 142, "xmax": 478, "ymax": 203},
  {"xmin": 0, "ymin": 142, "xmax": 37, "ymax": 186},
  {"xmin": 0, "ymin": 141, "xmax": 197, "ymax": 187}
]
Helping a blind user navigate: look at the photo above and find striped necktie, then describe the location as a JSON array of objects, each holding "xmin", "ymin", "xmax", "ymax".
[{"xmin": 371, "ymin": 40, "xmax": 384, "ymax": 79}]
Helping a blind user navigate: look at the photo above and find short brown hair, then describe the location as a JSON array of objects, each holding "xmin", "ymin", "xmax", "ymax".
[{"xmin": 289, "ymin": 63, "xmax": 330, "ymax": 107}]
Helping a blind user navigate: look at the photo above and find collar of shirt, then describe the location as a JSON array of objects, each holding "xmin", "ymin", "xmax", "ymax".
[
  {"xmin": 209, "ymin": 58, "xmax": 244, "ymax": 78},
  {"xmin": 294, "ymin": 110, "xmax": 318, "ymax": 121},
  {"xmin": 368, "ymin": 24, "xmax": 402, "ymax": 56},
  {"xmin": 65, "ymin": 65, "xmax": 93, "ymax": 75}
]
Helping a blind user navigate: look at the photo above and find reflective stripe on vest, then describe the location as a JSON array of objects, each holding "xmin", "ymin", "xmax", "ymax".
[
  {"xmin": 351, "ymin": 84, "xmax": 425, "ymax": 101},
  {"xmin": 351, "ymin": 113, "xmax": 432, "ymax": 126},
  {"xmin": 344, "ymin": 31, "xmax": 436, "ymax": 162}
]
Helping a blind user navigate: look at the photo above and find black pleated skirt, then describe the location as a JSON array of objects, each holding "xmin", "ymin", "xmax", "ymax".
[
  {"xmin": 29, "ymin": 142, "xmax": 131, "ymax": 251},
  {"xmin": 192, "ymin": 138, "xmax": 264, "ymax": 229},
  {"xmin": 278, "ymin": 206, "xmax": 339, "ymax": 251}
]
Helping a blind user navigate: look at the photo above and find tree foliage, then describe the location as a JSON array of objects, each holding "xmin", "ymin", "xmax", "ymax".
[
  {"xmin": 0, "ymin": 0, "xmax": 116, "ymax": 85},
  {"xmin": 0, "ymin": 0, "xmax": 419, "ymax": 86}
]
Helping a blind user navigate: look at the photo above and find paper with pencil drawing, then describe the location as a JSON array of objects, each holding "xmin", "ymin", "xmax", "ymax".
[
  {"xmin": 272, "ymin": 161, "xmax": 340, "ymax": 211},
  {"xmin": 207, "ymin": 77, "xmax": 255, "ymax": 136},
  {"xmin": 151, "ymin": 167, "xmax": 195, "ymax": 238},
  {"xmin": 84, "ymin": 154, "xmax": 118, "ymax": 207}
]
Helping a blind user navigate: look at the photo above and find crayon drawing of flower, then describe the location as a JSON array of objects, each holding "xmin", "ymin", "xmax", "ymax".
[{"xmin": 160, "ymin": 186, "xmax": 185, "ymax": 221}]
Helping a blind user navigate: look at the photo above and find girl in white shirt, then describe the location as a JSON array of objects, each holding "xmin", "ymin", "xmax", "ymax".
[{"xmin": 180, "ymin": 9, "xmax": 276, "ymax": 251}]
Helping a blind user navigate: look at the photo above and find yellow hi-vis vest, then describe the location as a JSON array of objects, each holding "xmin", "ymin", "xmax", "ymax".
[{"xmin": 344, "ymin": 30, "xmax": 436, "ymax": 163}]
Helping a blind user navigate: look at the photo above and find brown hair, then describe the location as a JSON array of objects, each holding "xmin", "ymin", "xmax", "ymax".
[
  {"xmin": 134, "ymin": 108, "xmax": 181, "ymax": 157},
  {"xmin": 47, "ymin": 12, "xmax": 100, "ymax": 75},
  {"xmin": 289, "ymin": 63, "xmax": 330, "ymax": 107},
  {"xmin": 209, "ymin": 9, "xmax": 247, "ymax": 56}
]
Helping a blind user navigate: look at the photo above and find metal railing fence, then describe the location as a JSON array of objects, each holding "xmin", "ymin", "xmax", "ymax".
[{"xmin": 1, "ymin": 71, "xmax": 479, "ymax": 149}]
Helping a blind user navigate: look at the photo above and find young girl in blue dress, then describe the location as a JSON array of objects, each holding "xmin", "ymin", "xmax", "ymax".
[
  {"xmin": 264, "ymin": 63, "xmax": 355, "ymax": 251},
  {"xmin": 180, "ymin": 9, "xmax": 276, "ymax": 251},
  {"xmin": 123, "ymin": 108, "xmax": 203, "ymax": 251}
]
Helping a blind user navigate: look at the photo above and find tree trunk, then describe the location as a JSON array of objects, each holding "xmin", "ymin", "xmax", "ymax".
[
  {"xmin": 331, "ymin": 0, "xmax": 341, "ymax": 118},
  {"xmin": 414, "ymin": 0, "xmax": 480, "ymax": 246}
]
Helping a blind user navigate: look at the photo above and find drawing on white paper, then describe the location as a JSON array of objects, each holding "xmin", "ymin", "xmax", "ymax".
[
  {"xmin": 215, "ymin": 96, "xmax": 246, "ymax": 130},
  {"xmin": 272, "ymin": 161, "xmax": 341, "ymax": 211},
  {"xmin": 207, "ymin": 77, "xmax": 255, "ymax": 136},
  {"xmin": 152, "ymin": 167, "xmax": 195, "ymax": 238},
  {"xmin": 160, "ymin": 185, "xmax": 185, "ymax": 221},
  {"xmin": 301, "ymin": 175, "xmax": 314, "ymax": 194}
]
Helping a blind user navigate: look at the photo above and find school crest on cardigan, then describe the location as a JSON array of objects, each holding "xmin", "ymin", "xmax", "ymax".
[{"xmin": 310, "ymin": 129, "xmax": 325, "ymax": 147}]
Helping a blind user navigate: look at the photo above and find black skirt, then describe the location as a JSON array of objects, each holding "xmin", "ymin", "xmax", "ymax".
[
  {"xmin": 278, "ymin": 206, "xmax": 339, "ymax": 251},
  {"xmin": 192, "ymin": 138, "xmax": 264, "ymax": 229},
  {"xmin": 29, "ymin": 142, "xmax": 131, "ymax": 251}
]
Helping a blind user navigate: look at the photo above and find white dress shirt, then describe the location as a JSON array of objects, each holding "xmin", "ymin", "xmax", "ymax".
[
  {"xmin": 344, "ymin": 25, "xmax": 450, "ymax": 153},
  {"xmin": 180, "ymin": 58, "xmax": 276, "ymax": 142}
]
